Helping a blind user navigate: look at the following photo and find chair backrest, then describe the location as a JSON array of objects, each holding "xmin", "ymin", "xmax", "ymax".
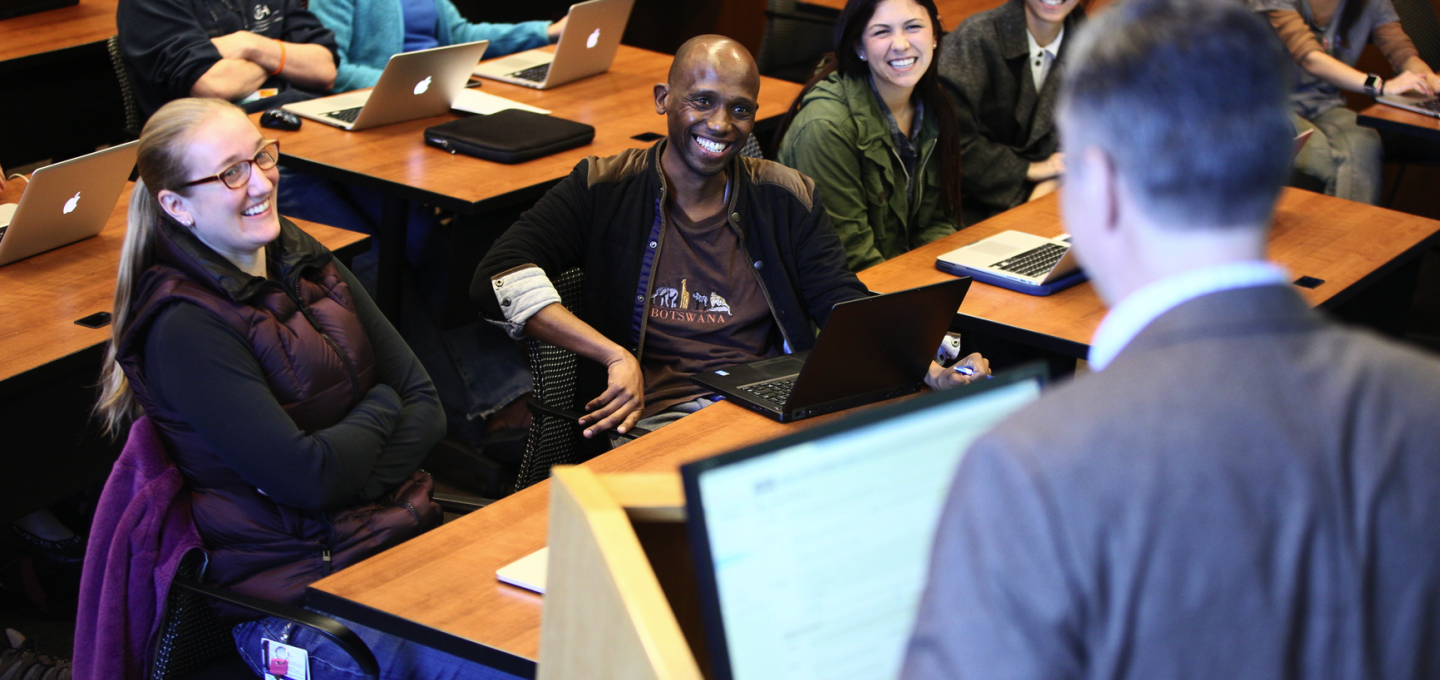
[
  {"xmin": 757, "ymin": 0, "xmax": 838, "ymax": 84},
  {"xmin": 1394, "ymin": 0, "xmax": 1440, "ymax": 70},
  {"xmin": 106, "ymin": 35, "xmax": 144, "ymax": 137},
  {"xmin": 149, "ymin": 552, "xmax": 236, "ymax": 680},
  {"xmin": 517, "ymin": 268, "xmax": 588, "ymax": 491}
]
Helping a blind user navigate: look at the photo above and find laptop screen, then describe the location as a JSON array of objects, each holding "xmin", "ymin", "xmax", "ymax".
[{"xmin": 682, "ymin": 366, "xmax": 1045, "ymax": 680}]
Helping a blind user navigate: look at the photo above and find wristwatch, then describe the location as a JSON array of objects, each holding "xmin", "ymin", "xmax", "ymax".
[{"xmin": 1364, "ymin": 73, "xmax": 1385, "ymax": 97}]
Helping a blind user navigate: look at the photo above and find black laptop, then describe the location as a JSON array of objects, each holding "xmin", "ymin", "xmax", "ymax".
[{"xmin": 690, "ymin": 278, "xmax": 971, "ymax": 423}]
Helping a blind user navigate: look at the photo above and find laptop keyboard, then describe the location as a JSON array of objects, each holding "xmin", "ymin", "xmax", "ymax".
[
  {"xmin": 993, "ymin": 243, "xmax": 1068, "ymax": 278},
  {"xmin": 508, "ymin": 63, "xmax": 551, "ymax": 83},
  {"xmin": 325, "ymin": 107, "xmax": 364, "ymax": 124},
  {"xmin": 1411, "ymin": 98, "xmax": 1440, "ymax": 115},
  {"xmin": 739, "ymin": 377, "xmax": 796, "ymax": 407}
]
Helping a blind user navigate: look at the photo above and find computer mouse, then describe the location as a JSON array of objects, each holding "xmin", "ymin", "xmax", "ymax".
[{"xmin": 260, "ymin": 109, "xmax": 302, "ymax": 131}]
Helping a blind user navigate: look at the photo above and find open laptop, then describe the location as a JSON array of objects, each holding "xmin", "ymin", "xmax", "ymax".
[
  {"xmin": 1378, "ymin": 91, "xmax": 1440, "ymax": 118},
  {"xmin": 691, "ymin": 278, "xmax": 971, "ymax": 423},
  {"xmin": 0, "ymin": 142, "xmax": 138, "ymax": 267},
  {"xmin": 682, "ymin": 364, "xmax": 1047, "ymax": 680},
  {"xmin": 936, "ymin": 230, "xmax": 1083, "ymax": 296},
  {"xmin": 473, "ymin": 0, "xmax": 635, "ymax": 89},
  {"xmin": 284, "ymin": 40, "xmax": 489, "ymax": 131}
]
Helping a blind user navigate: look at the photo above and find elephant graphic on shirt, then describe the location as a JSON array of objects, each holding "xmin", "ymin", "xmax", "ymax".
[{"xmin": 652, "ymin": 287, "xmax": 679, "ymax": 308}]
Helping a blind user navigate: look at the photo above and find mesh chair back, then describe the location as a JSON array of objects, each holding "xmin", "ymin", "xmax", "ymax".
[
  {"xmin": 149, "ymin": 552, "xmax": 237, "ymax": 680},
  {"xmin": 739, "ymin": 134, "xmax": 765, "ymax": 160},
  {"xmin": 106, "ymin": 35, "xmax": 144, "ymax": 136},
  {"xmin": 1394, "ymin": 0, "xmax": 1440, "ymax": 70},
  {"xmin": 757, "ymin": 0, "xmax": 838, "ymax": 83},
  {"xmin": 516, "ymin": 268, "xmax": 587, "ymax": 491}
]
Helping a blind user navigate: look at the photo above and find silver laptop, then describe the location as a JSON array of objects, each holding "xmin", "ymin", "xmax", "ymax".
[
  {"xmin": 473, "ymin": 0, "xmax": 634, "ymax": 89},
  {"xmin": 284, "ymin": 40, "xmax": 489, "ymax": 131},
  {"xmin": 936, "ymin": 230, "xmax": 1079, "ymax": 287},
  {"xmin": 0, "ymin": 142, "xmax": 138, "ymax": 267},
  {"xmin": 1378, "ymin": 91, "xmax": 1440, "ymax": 119}
]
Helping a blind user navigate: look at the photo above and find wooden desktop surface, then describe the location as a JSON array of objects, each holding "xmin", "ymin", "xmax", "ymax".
[
  {"xmin": 306, "ymin": 185, "xmax": 1440, "ymax": 673},
  {"xmin": 0, "ymin": 0, "xmax": 118, "ymax": 63},
  {"xmin": 308, "ymin": 397, "xmax": 847, "ymax": 673},
  {"xmin": 0, "ymin": 183, "xmax": 370, "ymax": 387},
  {"xmin": 801, "ymin": 0, "xmax": 1005, "ymax": 28},
  {"xmin": 858, "ymin": 187, "xmax": 1440, "ymax": 356},
  {"xmin": 252, "ymin": 45, "xmax": 806, "ymax": 214},
  {"xmin": 1357, "ymin": 102, "xmax": 1440, "ymax": 143}
]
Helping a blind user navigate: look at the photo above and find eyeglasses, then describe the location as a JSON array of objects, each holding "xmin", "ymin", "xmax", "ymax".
[{"xmin": 182, "ymin": 140, "xmax": 280, "ymax": 190}]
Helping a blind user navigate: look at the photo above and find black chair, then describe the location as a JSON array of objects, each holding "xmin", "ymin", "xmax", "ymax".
[
  {"xmin": 515, "ymin": 268, "xmax": 591, "ymax": 491},
  {"xmin": 757, "ymin": 0, "xmax": 839, "ymax": 84},
  {"xmin": 149, "ymin": 552, "xmax": 379, "ymax": 680},
  {"xmin": 105, "ymin": 35, "xmax": 145, "ymax": 137},
  {"xmin": 1381, "ymin": 0, "xmax": 1440, "ymax": 206}
]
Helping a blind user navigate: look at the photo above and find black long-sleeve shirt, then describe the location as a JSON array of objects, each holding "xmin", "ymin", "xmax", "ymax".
[
  {"xmin": 143, "ymin": 262, "xmax": 443, "ymax": 512},
  {"xmin": 117, "ymin": 0, "xmax": 338, "ymax": 117}
]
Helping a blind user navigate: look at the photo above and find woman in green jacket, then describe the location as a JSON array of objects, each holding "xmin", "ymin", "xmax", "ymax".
[{"xmin": 776, "ymin": 0, "xmax": 961, "ymax": 272}]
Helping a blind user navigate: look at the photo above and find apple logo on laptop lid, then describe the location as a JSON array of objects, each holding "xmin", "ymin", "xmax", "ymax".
[
  {"xmin": 587, "ymin": 28, "xmax": 600, "ymax": 49},
  {"xmin": 63, "ymin": 191, "xmax": 80, "ymax": 215},
  {"xmin": 414, "ymin": 76, "xmax": 432, "ymax": 95}
]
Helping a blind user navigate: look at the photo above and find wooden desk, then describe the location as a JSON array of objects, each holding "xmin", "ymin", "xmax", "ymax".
[
  {"xmin": 304, "ymin": 186, "xmax": 1440, "ymax": 677},
  {"xmin": 307, "ymin": 399, "xmax": 844, "ymax": 677},
  {"xmin": 256, "ymin": 44, "xmax": 805, "ymax": 319},
  {"xmin": 0, "ymin": 185, "xmax": 370, "ymax": 392},
  {"xmin": 0, "ymin": 0, "xmax": 117, "ymax": 64},
  {"xmin": 1357, "ymin": 102, "xmax": 1440, "ymax": 143},
  {"xmin": 858, "ymin": 187, "xmax": 1440, "ymax": 358},
  {"xmin": 799, "ymin": 0, "xmax": 1006, "ymax": 30}
]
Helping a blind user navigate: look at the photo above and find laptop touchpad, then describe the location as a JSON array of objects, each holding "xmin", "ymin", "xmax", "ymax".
[{"xmin": 0, "ymin": 204, "xmax": 16, "ymax": 229}]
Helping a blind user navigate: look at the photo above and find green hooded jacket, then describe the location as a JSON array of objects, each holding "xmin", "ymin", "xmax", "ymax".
[{"xmin": 778, "ymin": 72, "xmax": 957, "ymax": 272}]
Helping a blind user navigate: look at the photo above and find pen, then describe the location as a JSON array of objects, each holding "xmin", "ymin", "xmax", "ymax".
[{"xmin": 954, "ymin": 364, "xmax": 993, "ymax": 379}]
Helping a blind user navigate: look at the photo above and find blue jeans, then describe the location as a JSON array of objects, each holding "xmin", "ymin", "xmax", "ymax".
[
  {"xmin": 279, "ymin": 169, "xmax": 532, "ymax": 443},
  {"xmin": 609, "ymin": 396, "xmax": 720, "ymax": 448},
  {"xmin": 233, "ymin": 613, "xmax": 523, "ymax": 680}
]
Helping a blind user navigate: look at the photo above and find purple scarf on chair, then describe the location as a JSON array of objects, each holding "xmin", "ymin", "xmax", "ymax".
[{"xmin": 73, "ymin": 416, "xmax": 203, "ymax": 680}]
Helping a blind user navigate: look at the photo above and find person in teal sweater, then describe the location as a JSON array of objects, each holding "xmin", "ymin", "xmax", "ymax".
[
  {"xmin": 311, "ymin": 0, "xmax": 567, "ymax": 92},
  {"xmin": 775, "ymin": 0, "xmax": 962, "ymax": 273}
]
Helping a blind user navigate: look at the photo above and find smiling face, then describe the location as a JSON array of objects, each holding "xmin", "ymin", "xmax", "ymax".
[
  {"xmin": 1024, "ymin": 0, "xmax": 1081, "ymax": 32},
  {"xmin": 859, "ymin": 0, "xmax": 935, "ymax": 98},
  {"xmin": 656, "ymin": 43, "xmax": 760, "ymax": 181},
  {"xmin": 158, "ymin": 109, "xmax": 281, "ymax": 264}
]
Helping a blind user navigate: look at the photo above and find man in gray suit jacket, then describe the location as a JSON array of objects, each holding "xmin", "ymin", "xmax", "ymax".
[{"xmin": 901, "ymin": 0, "xmax": 1440, "ymax": 677}]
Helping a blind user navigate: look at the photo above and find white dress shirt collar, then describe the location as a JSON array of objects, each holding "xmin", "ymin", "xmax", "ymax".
[
  {"xmin": 1088, "ymin": 261, "xmax": 1290, "ymax": 371},
  {"xmin": 1027, "ymin": 26, "xmax": 1064, "ymax": 91}
]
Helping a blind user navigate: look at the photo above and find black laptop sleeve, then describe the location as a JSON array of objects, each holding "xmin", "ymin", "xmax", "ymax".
[{"xmin": 424, "ymin": 109, "xmax": 595, "ymax": 164}]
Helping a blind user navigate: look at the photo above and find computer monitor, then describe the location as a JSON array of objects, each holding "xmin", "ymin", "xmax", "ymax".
[{"xmin": 682, "ymin": 364, "xmax": 1047, "ymax": 680}]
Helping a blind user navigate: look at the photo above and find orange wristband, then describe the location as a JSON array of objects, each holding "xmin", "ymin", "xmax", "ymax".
[{"xmin": 269, "ymin": 40, "xmax": 286, "ymax": 76}]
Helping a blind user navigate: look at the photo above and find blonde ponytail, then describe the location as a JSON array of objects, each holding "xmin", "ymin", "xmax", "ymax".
[{"xmin": 94, "ymin": 97, "xmax": 242, "ymax": 435}]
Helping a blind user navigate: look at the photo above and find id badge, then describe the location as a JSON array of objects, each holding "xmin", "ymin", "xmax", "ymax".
[{"xmin": 262, "ymin": 638, "xmax": 309, "ymax": 680}]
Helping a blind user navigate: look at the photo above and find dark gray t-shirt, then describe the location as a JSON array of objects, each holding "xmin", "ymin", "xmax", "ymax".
[{"xmin": 1249, "ymin": 0, "xmax": 1401, "ymax": 118}]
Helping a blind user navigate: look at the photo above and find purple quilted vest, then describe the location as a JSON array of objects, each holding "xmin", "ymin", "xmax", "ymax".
[{"xmin": 115, "ymin": 218, "xmax": 440, "ymax": 611}]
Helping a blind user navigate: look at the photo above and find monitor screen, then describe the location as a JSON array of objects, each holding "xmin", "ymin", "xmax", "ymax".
[{"xmin": 684, "ymin": 369, "xmax": 1044, "ymax": 680}]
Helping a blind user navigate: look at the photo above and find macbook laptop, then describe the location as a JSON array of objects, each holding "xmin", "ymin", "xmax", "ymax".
[
  {"xmin": 936, "ymin": 230, "xmax": 1083, "ymax": 296},
  {"xmin": 691, "ymin": 278, "xmax": 971, "ymax": 423},
  {"xmin": 1377, "ymin": 91, "xmax": 1440, "ymax": 118},
  {"xmin": 682, "ymin": 364, "xmax": 1047, "ymax": 680},
  {"xmin": 473, "ymin": 0, "xmax": 635, "ymax": 89},
  {"xmin": 0, "ymin": 141, "xmax": 138, "ymax": 267},
  {"xmin": 284, "ymin": 40, "xmax": 489, "ymax": 131}
]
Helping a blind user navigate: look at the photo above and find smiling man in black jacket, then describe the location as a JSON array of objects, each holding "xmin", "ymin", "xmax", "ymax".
[{"xmin": 471, "ymin": 35, "xmax": 986, "ymax": 442}]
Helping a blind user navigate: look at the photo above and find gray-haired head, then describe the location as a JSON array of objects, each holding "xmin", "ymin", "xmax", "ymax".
[{"xmin": 1059, "ymin": 0, "xmax": 1294, "ymax": 230}]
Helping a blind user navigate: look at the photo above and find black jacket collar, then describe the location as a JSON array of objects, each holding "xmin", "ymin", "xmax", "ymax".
[{"xmin": 155, "ymin": 214, "xmax": 332, "ymax": 303}]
